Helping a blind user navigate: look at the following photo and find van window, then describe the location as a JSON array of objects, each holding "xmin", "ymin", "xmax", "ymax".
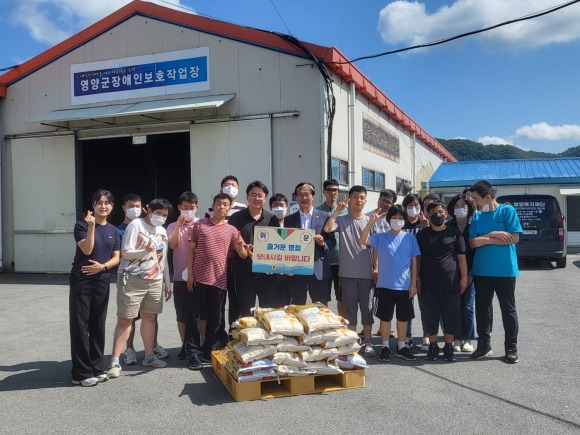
[{"xmin": 509, "ymin": 199, "xmax": 558, "ymax": 230}]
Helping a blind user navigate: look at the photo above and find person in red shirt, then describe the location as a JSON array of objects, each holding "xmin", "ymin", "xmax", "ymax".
[{"xmin": 184, "ymin": 193, "xmax": 248, "ymax": 367}]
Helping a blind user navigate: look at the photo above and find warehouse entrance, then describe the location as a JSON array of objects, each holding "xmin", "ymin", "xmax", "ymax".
[{"xmin": 79, "ymin": 132, "xmax": 191, "ymax": 225}]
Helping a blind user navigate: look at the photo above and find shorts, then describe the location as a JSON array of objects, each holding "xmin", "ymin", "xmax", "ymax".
[
  {"xmin": 375, "ymin": 288, "xmax": 415, "ymax": 322},
  {"xmin": 340, "ymin": 277, "xmax": 374, "ymax": 326},
  {"xmin": 117, "ymin": 274, "xmax": 163, "ymax": 319},
  {"xmin": 116, "ymin": 272, "xmax": 142, "ymax": 321},
  {"xmin": 421, "ymin": 291, "xmax": 460, "ymax": 336},
  {"xmin": 173, "ymin": 280, "xmax": 196, "ymax": 324}
]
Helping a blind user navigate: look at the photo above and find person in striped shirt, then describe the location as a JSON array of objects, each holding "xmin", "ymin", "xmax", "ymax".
[{"xmin": 184, "ymin": 193, "xmax": 248, "ymax": 366}]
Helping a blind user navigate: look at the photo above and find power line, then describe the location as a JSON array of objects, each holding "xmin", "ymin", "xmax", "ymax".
[
  {"xmin": 269, "ymin": 0, "xmax": 293, "ymax": 36},
  {"xmin": 330, "ymin": 0, "xmax": 580, "ymax": 64}
]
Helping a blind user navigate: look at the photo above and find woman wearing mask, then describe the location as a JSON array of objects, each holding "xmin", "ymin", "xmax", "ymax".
[
  {"xmin": 447, "ymin": 193, "xmax": 477, "ymax": 352},
  {"xmin": 108, "ymin": 198, "xmax": 173, "ymax": 378},
  {"xmin": 402, "ymin": 194, "xmax": 428, "ymax": 235},
  {"xmin": 401, "ymin": 193, "xmax": 429, "ymax": 349},
  {"xmin": 70, "ymin": 189, "xmax": 120, "ymax": 386}
]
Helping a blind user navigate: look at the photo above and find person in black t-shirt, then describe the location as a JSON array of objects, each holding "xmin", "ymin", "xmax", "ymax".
[
  {"xmin": 416, "ymin": 200, "xmax": 467, "ymax": 363},
  {"xmin": 69, "ymin": 189, "xmax": 120, "ymax": 387},
  {"xmin": 228, "ymin": 180, "xmax": 280, "ymax": 316}
]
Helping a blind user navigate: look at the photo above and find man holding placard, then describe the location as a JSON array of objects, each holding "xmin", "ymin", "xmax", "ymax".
[{"xmin": 284, "ymin": 182, "xmax": 335, "ymax": 305}]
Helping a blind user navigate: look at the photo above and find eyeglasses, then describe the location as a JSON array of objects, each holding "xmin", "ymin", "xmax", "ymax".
[
  {"xmin": 249, "ymin": 193, "xmax": 266, "ymax": 199},
  {"xmin": 379, "ymin": 199, "xmax": 393, "ymax": 205}
]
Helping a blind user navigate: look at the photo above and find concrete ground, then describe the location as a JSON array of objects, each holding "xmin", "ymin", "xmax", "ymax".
[{"xmin": 1, "ymin": 254, "xmax": 579, "ymax": 434}]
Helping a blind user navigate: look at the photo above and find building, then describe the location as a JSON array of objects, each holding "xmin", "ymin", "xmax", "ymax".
[
  {"xmin": 0, "ymin": 1, "xmax": 454, "ymax": 273},
  {"xmin": 423, "ymin": 158, "xmax": 580, "ymax": 246}
]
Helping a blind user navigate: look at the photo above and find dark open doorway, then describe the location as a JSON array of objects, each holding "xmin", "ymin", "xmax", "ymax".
[{"xmin": 78, "ymin": 132, "xmax": 191, "ymax": 225}]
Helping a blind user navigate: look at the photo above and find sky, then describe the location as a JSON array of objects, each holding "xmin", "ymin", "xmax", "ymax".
[{"xmin": 1, "ymin": 0, "xmax": 580, "ymax": 154}]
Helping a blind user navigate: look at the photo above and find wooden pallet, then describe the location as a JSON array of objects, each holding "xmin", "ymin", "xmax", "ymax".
[{"xmin": 211, "ymin": 350, "xmax": 365, "ymax": 402}]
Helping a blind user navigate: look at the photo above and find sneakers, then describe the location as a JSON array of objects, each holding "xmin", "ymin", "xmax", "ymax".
[
  {"xmin": 71, "ymin": 377, "xmax": 98, "ymax": 387},
  {"xmin": 153, "ymin": 344, "xmax": 169, "ymax": 359},
  {"xmin": 505, "ymin": 349, "xmax": 519, "ymax": 364},
  {"xmin": 201, "ymin": 351, "xmax": 212, "ymax": 363},
  {"xmin": 420, "ymin": 337, "xmax": 430, "ymax": 352},
  {"xmin": 426, "ymin": 342, "xmax": 440, "ymax": 361},
  {"xmin": 471, "ymin": 345, "xmax": 493, "ymax": 360},
  {"xmin": 453, "ymin": 340, "xmax": 462, "ymax": 352},
  {"xmin": 177, "ymin": 348, "xmax": 187, "ymax": 360},
  {"xmin": 379, "ymin": 347, "xmax": 390, "ymax": 362},
  {"xmin": 188, "ymin": 351, "xmax": 203, "ymax": 370},
  {"xmin": 95, "ymin": 373, "xmax": 108, "ymax": 383},
  {"xmin": 405, "ymin": 337, "xmax": 414, "ymax": 348},
  {"xmin": 461, "ymin": 341, "xmax": 474, "ymax": 352},
  {"xmin": 142, "ymin": 355, "xmax": 167, "ymax": 368},
  {"xmin": 123, "ymin": 347, "xmax": 137, "ymax": 365},
  {"xmin": 395, "ymin": 346, "xmax": 417, "ymax": 361},
  {"xmin": 362, "ymin": 343, "xmax": 376, "ymax": 357},
  {"xmin": 107, "ymin": 363, "xmax": 122, "ymax": 378},
  {"xmin": 443, "ymin": 343, "xmax": 456, "ymax": 362}
]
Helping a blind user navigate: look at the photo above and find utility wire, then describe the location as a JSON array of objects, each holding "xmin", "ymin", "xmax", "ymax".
[
  {"xmin": 330, "ymin": 0, "xmax": 580, "ymax": 64},
  {"xmin": 270, "ymin": 0, "xmax": 293, "ymax": 36}
]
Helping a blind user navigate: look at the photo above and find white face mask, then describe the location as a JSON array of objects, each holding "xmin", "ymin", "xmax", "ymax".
[
  {"xmin": 482, "ymin": 203, "xmax": 490, "ymax": 212},
  {"xmin": 454, "ymin": 207, "xmax": 468, "ymax": 219},
  {"xmin": 406, "ymin": 207, "xmax": 420, "ymax": 218},
  {"xmin": 150, "ymin": 214, "xmax": 166, "ymax": 227},
  {"xmin": 272, "ymin": 206, "xmax": 287, "ymax": 219},
  {"xmin": 390, "ymin": 219, "xmax": 405, "ymax": 231},
  {"xmin": 180, "ymin": 210, "xmax": 196, "ymax": 221},
  {"xmin": 222, "ymin": 185, "xmax": 238, "ymax": 199},
  {"xmin": 126, "ymin": 207, "xmax": 141, "ymax": 220}
]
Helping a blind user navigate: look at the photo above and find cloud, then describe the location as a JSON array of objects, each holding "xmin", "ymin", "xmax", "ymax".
[
  {"xmin": 377, "ymin": 0, "xmax": 580, "ymax": 52},
  {"xmin": 477, "ymin": 136, "xmax": 514, "ymax": 146},
  {"xmin": 515, "ymin": 122, "xmax": 580, "ymax": 141},
  {"xmin": 11, "ymin": 0, "xmax": 193, "ymax": 46}
]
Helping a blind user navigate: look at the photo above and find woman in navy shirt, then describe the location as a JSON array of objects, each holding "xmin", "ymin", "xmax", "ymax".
[{"xmin": 69, "ymin": 189, "xmax": 120, "ymax": 386}]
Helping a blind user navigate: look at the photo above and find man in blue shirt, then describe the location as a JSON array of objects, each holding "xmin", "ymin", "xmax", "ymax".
[{"xmin": 468, "ymin": 180, "xmax": 523, "ymax": 364}]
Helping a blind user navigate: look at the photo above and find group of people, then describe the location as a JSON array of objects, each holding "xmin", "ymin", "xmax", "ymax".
[{"xmin": 69, "ymin": 177, "xmax": 522, "ymax": 387}]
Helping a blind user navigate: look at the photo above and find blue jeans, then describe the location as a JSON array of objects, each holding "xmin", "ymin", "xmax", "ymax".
[{"xmin": 458, "ymin": 281, "xmax": 476, "ymax": 340}]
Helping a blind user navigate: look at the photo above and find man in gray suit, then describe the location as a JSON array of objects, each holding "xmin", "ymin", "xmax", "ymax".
[{"xmin": 284, "ymin": 182, "xmax": 335, "ymax": 305}]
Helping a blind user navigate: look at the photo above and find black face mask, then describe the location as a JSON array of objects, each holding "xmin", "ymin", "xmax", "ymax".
[{"xmin": 430, "ymin": 213, "xmax": 445, "ymax": 227}]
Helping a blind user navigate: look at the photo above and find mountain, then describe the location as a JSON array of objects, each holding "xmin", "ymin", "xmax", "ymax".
[{"xmin": 437, "ymin": 138, "xmax": 580, "ymax": 161}]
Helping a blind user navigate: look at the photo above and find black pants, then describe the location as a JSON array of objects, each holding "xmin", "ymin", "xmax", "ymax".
[
  {"xmin": 219, "ymin": 259, "xmax": 238, "ymax": 336},
  {"xmin": 236, "ymin": 275, "xmax": 278, "ymax": 316},
  {"xmin": 474, "ymin": 276, "xmax": 519, "ymax": 351},
  {"xmin": 69, "ymin": 275, "xmax": 109, "ymax": 381},
  {"xmin": 196, "ymin": 283, "xmax": 226, "ymax": 352},
  {"xmin": 289, "ymin": 275, "xmax": 330, "ymax": 306},
  {"xmin": 183, "ymin": 288, "xmax": 201, "ymax": 356}
]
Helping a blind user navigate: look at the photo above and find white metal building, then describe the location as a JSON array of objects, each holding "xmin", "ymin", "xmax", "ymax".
[{"xmin": 0, "ymin": 1, "xmax": 454, "ymax": 273}]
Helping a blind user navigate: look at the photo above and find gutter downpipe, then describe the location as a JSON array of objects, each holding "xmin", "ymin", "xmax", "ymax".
[
  {"xmin": 349, "ymin": 82, "xmax": 356, "ymax": 187},
  {"xmin": 411, "ymin": 132, "xmax": 416, "ymax": 193}
]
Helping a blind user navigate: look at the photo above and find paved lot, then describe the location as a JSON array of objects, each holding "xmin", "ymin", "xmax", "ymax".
[{"xmin": 1, "ymin": 254, "xmax": 580, "ymax": 434}]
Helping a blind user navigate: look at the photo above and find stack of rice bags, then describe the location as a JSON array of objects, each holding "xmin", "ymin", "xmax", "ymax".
[
  {"xmin": 226, "ymin": 303, "xmax": 367, "ymax": 382},
  {"xmin": 287, "ymin": 303, "xmax": 367, "ymax": 374}
]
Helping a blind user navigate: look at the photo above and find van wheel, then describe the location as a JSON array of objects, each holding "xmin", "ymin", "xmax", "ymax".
[{"xmin": 556, "ymin": 257, "xmax": 566, "ymax": 268}]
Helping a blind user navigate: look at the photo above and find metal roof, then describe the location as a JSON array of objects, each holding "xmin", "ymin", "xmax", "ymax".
[{"xmin": 423, "ymin": 158, "xmax": 580, "ymax": 188}]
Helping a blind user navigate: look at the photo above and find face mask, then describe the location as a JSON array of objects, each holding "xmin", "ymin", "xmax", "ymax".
[
  {"xmin": 390, "ymin": 219, "xmax": 405, "ymax": 231},
  {"xmin": 482, "ymin": 203, "xmax": 490, "ymax": 212},
  {"xmin": 430, "ymin": 213, "xmax": 445, "ymax": 227},
  {"xmin": 126, "ymin": 207, "xmax": 141, "ymax": 220},
  {"xmin": 150, "ymin": 214, "xmax": 166, "ymax": 227},
  {"xmin": 181, "ymin": 210, "xmax": 196, "ymax": 221},
  {"xmin": 222, "ymin": 185, "xmax": 238, "ymax": 199},
  {"xmin": 454, "ymin": 207, "xmax": 468, "ymax": 219},
  {"xmin": 272, "ymin": 207, "xmax": 287, "ymax": 219},
  {"xmin": 407, "ymin": 207, "xmax": 420, "ymax": 218}
]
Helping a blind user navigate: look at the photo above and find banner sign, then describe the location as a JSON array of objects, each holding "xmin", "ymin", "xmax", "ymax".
[
  {"xmin": 252, "ymin": 227, "xmax": 315, "ymax": 275},
  {"xmin": 70, "ymin": 47, "xmax": 209, "ymax": 105}
]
